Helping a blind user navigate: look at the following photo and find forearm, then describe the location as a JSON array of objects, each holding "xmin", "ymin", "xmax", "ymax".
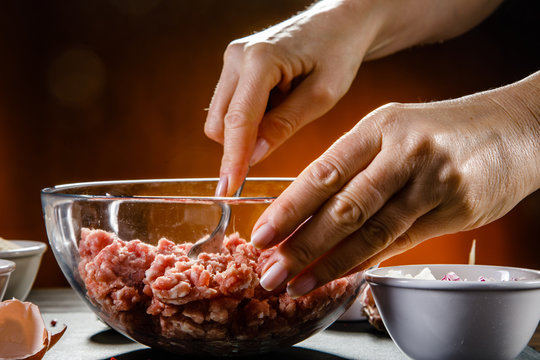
[{"xmin": 313, "ymin": 0, "xmax": 504, "ymax": 61}]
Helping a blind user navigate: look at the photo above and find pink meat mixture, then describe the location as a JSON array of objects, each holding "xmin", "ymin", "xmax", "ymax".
[{"xmin": 78, "ymin": 228, "xmax": 356, "ymax": 340}]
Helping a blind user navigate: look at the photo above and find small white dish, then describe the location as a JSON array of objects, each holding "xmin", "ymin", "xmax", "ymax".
[
  {"xmin": 0, "ymin": 259, "xmax": 16, "ymax": 301},
  {"xmin": 0, "ymin": 240, "xmax": 47, "ymax": 300}
]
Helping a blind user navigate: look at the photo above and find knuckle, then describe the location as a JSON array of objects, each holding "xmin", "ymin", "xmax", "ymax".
[
  {"xmin": 372, "ymin": 102, "xmax": 404, "ymax": 126},
  {"xmin": 361, "ymin": 218, "xmax": 394, "ymax": 251},
  {"xmin": 309, "ymin": 83, "xmax": 339, "ymax": 106},
  {"xmin": 223, "ymin": 108, "xmax": 250, "ymax": 130},
  {"xmin": 437, "ymin": 164, "xmax": 462, "ymax": 199},
  {"xmin": 244, "ymin": 42, "xmax": 274, "ymax": 62},
  {"xmin": 319, "ymin": 256, "xmax": 350, "ymax": 282},
  {"xmin": 381, "ymin": 102, "xmax": 405, "ymax": 116},
  {"xmin": 454, "ymin": 192, "xmax": 478, "ymax": 220},
  {"xmin": 393, "ymin": 233, "xmax": 416, "ymax": 252},
  {"xmin": 383, "ymin": 101, "xmax": 405, "ymax": 112},
  {"xmin": 418, "ymin": 152, "xmax": 463, "ymax": 206},
  {"xmin": 281, "ymin": 238, "xmax": 315, "ymax": 269},
  {"xmin": 308, "ymin": 159, "xmax": 343, "ymax": 190},
  {"xmin": 264, "ymin": 112, "xmax": 297, "ymax": 141},
  {"xmin": 203, "ymin": 122, "xmax": 222, "ymax": 141},
  {"xmin": 273, "ymin": 198, "xmax": 300, "ymax": 226},
  {"xmin": 360, "ymin": 171, "xmax": 385, "ymax": 204},
  {"xmin": 329, "ymin": 192, "xmax": 366, "ymax": 229},
  {"xmin": 357, "ymin": 102, "xmax": 404, "ymax": 139},
  {"xmin": 403, "ymin": 131, "xmax": 435, "ymax": 158},
  {"xmin": 224, "ymin": 40, "xmax": 245, "ymax": 60}
]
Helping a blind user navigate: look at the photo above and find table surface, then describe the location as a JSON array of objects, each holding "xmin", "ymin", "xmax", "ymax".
[{"xmin": 24, "ymin": 288, "xmax": 540, "ymax": 360}]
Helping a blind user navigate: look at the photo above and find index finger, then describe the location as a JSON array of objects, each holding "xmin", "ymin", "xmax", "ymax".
[
  {"xmin": 251, "ymin": 119, "xmax": 382, "ymax": 247},
  {"xmin": 219, "ymin": 59, "xmax": 281, "ymax": 195},
  {"xmin": 204, "ymin": 62, "xmax": 239, "ymax": 145}
]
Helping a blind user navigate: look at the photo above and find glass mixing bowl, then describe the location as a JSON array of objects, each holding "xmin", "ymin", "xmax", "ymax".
[{"xmin": 41, "ymin": 178, "xmax": 363, "ymax": 356}]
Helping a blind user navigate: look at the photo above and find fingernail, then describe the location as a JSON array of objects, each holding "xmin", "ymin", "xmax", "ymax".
[
  {"xmin": 215, "ymin": 176, "xmax": 228, "ymax": 197},
  {"xmin": 249, "ymin": 138, "xmax": 270, "ymax": 165},
  {"xmin": 251, "ymin": 223, "xmax": 276, "ymax": 249},
  {"xmin": 287, "ymin": 274, "xmax": 317, "ymax": 298},
  {"xmin": 260, "ymin": 261, "xmax": 288, "ymax": 291}
]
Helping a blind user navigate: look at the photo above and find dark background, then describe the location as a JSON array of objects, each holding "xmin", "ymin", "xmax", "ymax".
[{"xmin": 0, "ymin": 0, "xmax": 538, "ymax": 287}]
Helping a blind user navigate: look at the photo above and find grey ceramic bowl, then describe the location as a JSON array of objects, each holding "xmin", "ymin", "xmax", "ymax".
[
  {"xmin": 365, "ymin": 264, "xmax": 540, "ymax": 360},
  {"xmin": 0, "ymin": 259, "xmax": 16, "ymax": 301}
]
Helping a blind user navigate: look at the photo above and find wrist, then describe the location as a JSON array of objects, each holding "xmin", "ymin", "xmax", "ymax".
[
  {"xmin": 362, "ymin": 0, "xmax": 503, "ymax": 60},
  {"xmin": 509, "ymin": 71, "xmax": 540, "ymax": 191},
  {"xmin": 304, "ymin": 0, "xmax": 386, "ymax": 63},
  {"xmin": 486, "ymin": 71, "xmax": 540, "ymax": 194}
]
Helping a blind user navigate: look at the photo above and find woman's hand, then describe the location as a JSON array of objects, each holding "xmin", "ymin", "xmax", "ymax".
[
  {"xmin": 205, "ymin": 1, "xmax": 382, "ymax": 195},
  {"xmin": 251, "ymin": 71, "xmax": 540, "ymax": 297}
]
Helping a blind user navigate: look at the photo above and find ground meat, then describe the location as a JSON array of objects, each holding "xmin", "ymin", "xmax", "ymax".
[
  {"xmin": 359, "ymin": 282, "xmax": 385, "ymax": 332},
  {"xmin": 78, "ymin": 229, "xmax": 157, "ymax": 312},
  {"xmin": 78, "ymin": 228, "xmax": 360, "ymax": 348}
]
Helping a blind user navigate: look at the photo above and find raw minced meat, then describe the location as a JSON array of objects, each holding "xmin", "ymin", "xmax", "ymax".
[{"xmin": 78, "ymin": 228, "xmax": 359, "ymax": 343}]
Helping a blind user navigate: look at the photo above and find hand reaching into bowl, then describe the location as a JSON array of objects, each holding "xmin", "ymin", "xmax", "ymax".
[
  {"xmin": 252, "ymin": 77, "xmax": 540, "ymax": 296},
  {"xmin": 204, "ymin": 0, "xmax": 540, "ymax": 296}
]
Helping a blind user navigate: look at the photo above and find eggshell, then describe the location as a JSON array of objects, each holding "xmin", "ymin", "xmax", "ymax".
[{"xmin": 0, "ymin": 299, "xmax": 66, "ymax": 360}]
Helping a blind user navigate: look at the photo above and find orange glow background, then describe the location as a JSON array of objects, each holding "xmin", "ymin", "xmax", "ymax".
[{"xmin": 0, "ymin": 0, "xmax": 538, "ymax": 287}]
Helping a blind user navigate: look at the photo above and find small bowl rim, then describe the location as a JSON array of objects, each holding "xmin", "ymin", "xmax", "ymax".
[
  {"xmin": 0, "ymin": 240, "xmax": 47, "ymax": 259},
  {"xmin": 365, "ymin": 264, "xmax": 540, "ymax": 290},
  {"xmin": 41, "ymin": 177, "xmax": 295, "ymax": 203},
  {"xmin": 0, "ymin": 259, "xmax": 16, "ymax": 274}
]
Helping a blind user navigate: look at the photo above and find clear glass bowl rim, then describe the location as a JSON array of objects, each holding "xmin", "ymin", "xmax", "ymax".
[{"xmin": 41, "ymin": 177, "xmax": 295, "ymax": 203}]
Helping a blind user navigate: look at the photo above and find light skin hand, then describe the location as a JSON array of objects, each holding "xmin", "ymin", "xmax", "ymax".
[
  {"xmin": 205, "ymin": 0, "xmax": 379, "ymax": 196},
  {"xmin": 205, "ymin": 0, "xmax": 503, "ymax": 196},
  {"xmin": 252, "ymin": 71, "xmax": 540, "ymax": 297}
]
